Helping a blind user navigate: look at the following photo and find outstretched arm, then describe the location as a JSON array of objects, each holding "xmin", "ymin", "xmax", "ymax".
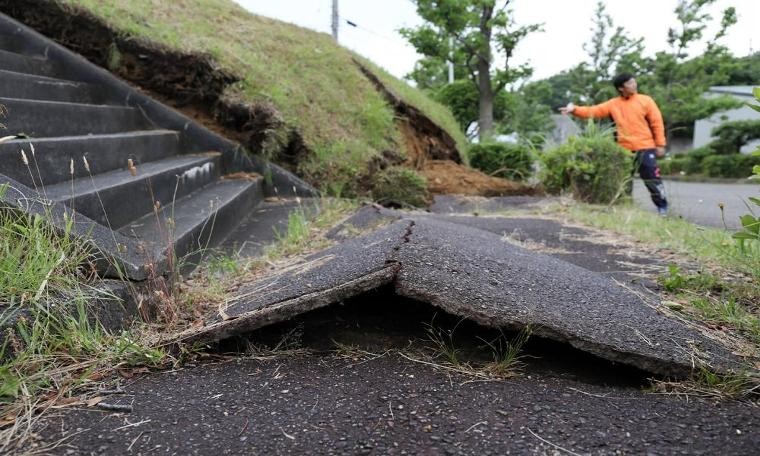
[{"xmin": 559, "ymin": 100, "xmax": 612, "ymax": 119}]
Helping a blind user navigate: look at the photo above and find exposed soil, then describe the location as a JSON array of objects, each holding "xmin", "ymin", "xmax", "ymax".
[
  {"xmin": 420, "ymin": 160, "xmax": 542, "ymax": 196},
  {"xmin": 354, "ymin": 61, "xmax": 541, "ymax": 198}
]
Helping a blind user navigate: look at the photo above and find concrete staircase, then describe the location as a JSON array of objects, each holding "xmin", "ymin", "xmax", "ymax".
[{"xmin": 0, "ymin": 20, "xmax": 314, "ymax": 282}]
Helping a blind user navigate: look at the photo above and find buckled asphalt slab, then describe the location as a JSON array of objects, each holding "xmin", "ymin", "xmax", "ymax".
[{"xmin": 177, "ymin": 210, "xmax": 740, "ymax": 377}]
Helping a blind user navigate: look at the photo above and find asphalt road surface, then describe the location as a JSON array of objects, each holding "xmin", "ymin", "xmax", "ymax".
[{"xmin": 634, "ymin": 179, "xmax": 758, "ymax": 230}]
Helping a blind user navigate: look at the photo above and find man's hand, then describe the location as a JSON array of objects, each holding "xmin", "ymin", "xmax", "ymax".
[
  {"xmin": 655, "ymin": 146, "xmax": 666, "ymax": 158},
  {"xmin": 559, "ymin": 102, "xmax": 575, "ymax": 115}
]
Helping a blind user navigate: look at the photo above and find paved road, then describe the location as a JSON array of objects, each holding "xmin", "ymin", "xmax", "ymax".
[{"xmin": 634, "ymin": 180, "xmax": 758, "ymax": 230}]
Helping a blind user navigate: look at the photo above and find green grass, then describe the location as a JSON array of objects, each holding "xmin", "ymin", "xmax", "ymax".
[
  {"xmin": 0, "ymin": 188, "xmax": 163, "ymax": 450},
  {"xmin": 552, "ymin": 202, "xmax": 760, "ymax": 278},
  {"xmin": 422, "ymin": 318, "xmax": 530, "ymax": 378},
  {"xmin": 354, "ymin": 56, "xmax": 469, "ymax": 162},
  {"xmin": 180, "ymin": 197, "xmax": 359, "ymax": 311},
  {"xmin": 59, "ymin": 0, "xmax": 467, "ymax": 193},
  {"xmin": 0, "ymin": 185, "xmax": 90, "ymax": 304}
]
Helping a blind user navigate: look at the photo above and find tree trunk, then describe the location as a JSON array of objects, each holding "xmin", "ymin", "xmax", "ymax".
[
  {"xmin": 477, "ymin": 4, "xmax": 494, "ymax": 141},
  {"xmin": 477, "ymin": 57, "xmax": 494, "ymax": 141}
]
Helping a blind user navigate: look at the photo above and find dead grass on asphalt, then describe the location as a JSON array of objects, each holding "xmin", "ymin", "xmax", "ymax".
[
  {"xmin": 164, "ymin": 198, "xmax": 359, "ymax": 340},
  {"xmin": 481, "ymin": 197, "xmax": 760, "ymax": 401}
]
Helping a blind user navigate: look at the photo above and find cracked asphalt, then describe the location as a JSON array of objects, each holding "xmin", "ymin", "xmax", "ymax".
[
  {"xmin": 28, "ymin": 203, "xmax": 760, "ymax": 455},
  {"xmin": 181, "ymin": 208, "xmax": 737, "ymax": 376}
]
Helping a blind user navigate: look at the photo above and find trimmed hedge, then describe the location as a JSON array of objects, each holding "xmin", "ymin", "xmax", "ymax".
[
  {"xmin": 468, "ymin": 142, "xmax": 535, "ymax": 181},
  {"xmin": 659, "ymin": 156, "xmax": 690, "ymax": 175},
  {"xmin": 702, "ymin": 154, "xmax": 760, "ymax": 178}
]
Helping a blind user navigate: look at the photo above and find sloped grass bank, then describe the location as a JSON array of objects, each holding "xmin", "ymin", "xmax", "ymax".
[{"xmin": 0, "ymin": 0, "xmax": 465, "ymax": 198}]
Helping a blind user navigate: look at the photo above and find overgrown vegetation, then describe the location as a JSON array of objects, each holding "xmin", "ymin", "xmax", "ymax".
[
  {"xmin": 179, "ymin": 198, "xmax": 359, "ymax": 313},
  {"xmin": 0, "ymin": 191, "xmax": 164, "ymax": 451},
  {"xmin": 551, "ymin": 202, "xmax": 760, "ymax": 279},
  {"xmin": 370, "ymin": 167, "xmax": 430, "ymax": 208},
  {"xmin": 468, "ymin": 142, "xmax": 535, "ymax": 181},
  {"xmin": 540, "ymin": 121, "xmax": 631, "ymax": 203},
  {"xmin": 661, "ymin": 265, "xmax": 759, "ymax": 345},
  {"xmin": 732, "ymin": 88, "xmax": 760, "ymax": 245},
  {"xmin": 0, "ymin": 187, "xmax": 90, "ymax": 304}
]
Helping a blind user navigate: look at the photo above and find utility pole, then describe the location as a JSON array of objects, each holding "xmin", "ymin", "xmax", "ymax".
[
  {"xmin": 331, "ymin": 0, "xmax": 339, "ymax": 41},
  {"xmin": 447, "ymin": 37, "xmax": 454, "ymax": 83}
]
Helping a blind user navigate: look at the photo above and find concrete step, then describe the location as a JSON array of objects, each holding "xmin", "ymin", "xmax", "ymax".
[
  {"xmin": 0, "ymin": 48, "xmax": 54, "ymax": 76},
  {"xmin": 0, "ymin": 32, "xmax": 45, "ymax": 57},
  {"xmin": 0, "ymin": 97, "xmax": 152, "ymax": 137},
  {"xmin": 44, "ymin": 153, "xmax": 222, "ymax": 229},
  {"xmin": 221, "ymin": 198, "xmax": 320, "ymax": 258},
  {"xmin": 120, "ymin": 177, "xmax": 264, "ymax": 269},
  {"xmin": 0, "ymin": 69, "xmax": 101, "ymax": 103},
  {"xmin": 0, "ymin": 130, "xmax": 181, "ymax": 187}
]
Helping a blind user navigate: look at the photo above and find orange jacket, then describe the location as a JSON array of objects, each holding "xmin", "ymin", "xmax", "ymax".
[{"xmin": 572, "ymin": 94, "xmax": 666, "ymax": 152}]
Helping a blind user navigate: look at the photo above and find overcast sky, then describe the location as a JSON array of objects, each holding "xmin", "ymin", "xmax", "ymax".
[{"xmin": 235, "ymin": 0, "xmax": 759, "ymax": 82}]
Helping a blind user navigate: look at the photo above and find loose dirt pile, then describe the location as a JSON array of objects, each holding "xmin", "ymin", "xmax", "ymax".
[{"xmin": 419, "ymin": 160, "xmax": 541, "ymax": 196}]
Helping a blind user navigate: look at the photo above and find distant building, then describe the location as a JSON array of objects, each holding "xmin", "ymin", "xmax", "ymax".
[
  {"xmin": 547, "ymin": 114, "xmax": 580, "ymax": 149},
  {"xmin": 693, "ymin": 86, "xmax": 759, "ymax": 154}
]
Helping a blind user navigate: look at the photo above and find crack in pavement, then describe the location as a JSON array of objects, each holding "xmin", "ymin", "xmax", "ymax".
[{"xmin": 175, "ymin": 214, "xmax": 743, "ymax": 377}]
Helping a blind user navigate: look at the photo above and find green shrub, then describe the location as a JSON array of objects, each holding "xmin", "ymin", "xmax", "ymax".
[
  {"xmin": 733, "ymin": 87, "xmax": 760, "ymax": 251},
  {"xmin": 660, "ymin": 156, "xmax": 689, "ymax": 175},
  {"xmin": 702, "ymin": 154, "xmax": 760, "ymax": 178},
  {"xmin": 540, "ymin": 122, "xmax": 631, "ymax": 204},
  {"xmin": 468, "ymin": 142, "xmax": 535, "ymax": 181},
  {"xmin": 371, "ymin": 166, "xmax": 430, "ymax": 207},
  {"xmin": 684, "ymin": 146, "xmax": 714, "ymax": 174}
]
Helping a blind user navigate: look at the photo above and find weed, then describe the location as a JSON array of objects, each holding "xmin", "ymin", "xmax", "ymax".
[
  {"xmin": 423, "ymin": 319, "xmax": 463, "ymax": 367},
  {"xmin": 652, "ymin": 366, "xmax": 760, "ymax": 401},
  {"xmin": 479, "ymin": 326, "xmax": 531, "ymax": 377},
  {"xmin": 371, "ymin": 166, "xmax": 430, "ymax": 208},
  {"xmin": 0, "ymin": 291, "xmax": 166, "ymax": 452},
  {"xmin": 421, "ymin": 317, "xmax": 530, "ymax": 379},
  {"xmin": 0, "ymin": 185, "xmax": 90, "ymax": 305},
  {"xmin": 273, "ymin": 210, "xmax": 310, "ymax": 250}
]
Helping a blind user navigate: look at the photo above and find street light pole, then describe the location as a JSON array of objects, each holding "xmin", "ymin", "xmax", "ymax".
[{"xmin": 331, "ymin": 0, "xmax": 339, "ymax": 41}]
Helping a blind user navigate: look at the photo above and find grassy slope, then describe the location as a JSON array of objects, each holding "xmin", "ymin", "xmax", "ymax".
[
  {"xmin": 62, "ymin": 0, "xmax": 465, "ymax": 193},
  {"xmin": 355, "ymin": 56, "xmax": 469, "ymax": 162}
]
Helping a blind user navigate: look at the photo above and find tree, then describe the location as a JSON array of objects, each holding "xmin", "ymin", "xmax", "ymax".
[
  {"xmin": 632, "ymin": 0, "xmax": 742, "ymax": 139},
  {"xmin": 572, "ymin": 1, "xmax": 644, "ymax": 104},
  {"xmin": 400, "ymin": 0, "xmax": 540, "ymax": 140}
]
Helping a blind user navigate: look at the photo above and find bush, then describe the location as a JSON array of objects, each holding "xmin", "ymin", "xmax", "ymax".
[
  {"xmin": 468, "ymin": 142, "xmax": 535, "ymax": 181},
  {"xmin": 659, "ymin": 156, "xmax": 689, "ymax": 175},
  {"xmin": 702, "ymin": 153, "xmax": 760, "ymax": 178},
  {"xmin": 371, "ymin": 166, "xmax": 430, "ymax": 207},
  {"xmin": 540, "ymin": 122, "xmax": 630, "ymax": 204},
  {"xmin": 683, "ymin": 146, "xmax": 714, "ymax": 174}
]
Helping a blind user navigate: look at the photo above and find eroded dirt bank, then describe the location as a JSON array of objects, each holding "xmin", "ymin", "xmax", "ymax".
[{"xmin": 355, "ymin": 60, "xmax": 541, "ymax": 197}]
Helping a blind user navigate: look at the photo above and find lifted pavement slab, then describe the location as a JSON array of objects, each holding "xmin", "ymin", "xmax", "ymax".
[{"xmin": 178, "ymin": 214, "xmax": 738, "ymax": 377}]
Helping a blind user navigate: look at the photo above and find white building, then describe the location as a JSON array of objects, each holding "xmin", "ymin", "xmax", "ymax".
[{"xmin": 693, "ymin": 86, "xmax": 759, "ymax": 153}]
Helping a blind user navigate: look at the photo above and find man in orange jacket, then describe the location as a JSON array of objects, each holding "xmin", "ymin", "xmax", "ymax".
[{"xmin": 560, "ymin": 73, "xmax": 669, "ymax": 215}]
